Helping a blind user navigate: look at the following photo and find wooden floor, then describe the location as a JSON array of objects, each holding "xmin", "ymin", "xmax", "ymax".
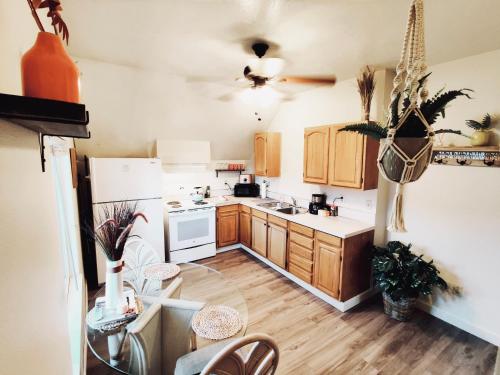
[{"xmin": 87, "ymin": 249, "xmax": 497, "ymax": 374}]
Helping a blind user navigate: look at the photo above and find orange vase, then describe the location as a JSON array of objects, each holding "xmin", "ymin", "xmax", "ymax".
[{"xmin": 21, "ymin": 32, "xmax": 80, "ymax": 103}]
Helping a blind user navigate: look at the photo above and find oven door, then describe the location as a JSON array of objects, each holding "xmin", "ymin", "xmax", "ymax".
[{"xmin": 168, "ymin": 207, "xmax": 215, "ymax": 251}]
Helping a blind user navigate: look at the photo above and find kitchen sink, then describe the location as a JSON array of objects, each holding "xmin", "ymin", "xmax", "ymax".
[
  {"xmin": 257, "ymin": 201, "xmax": 291, "ymax": 209},
  {"xmin": 276, "ymin": 206, "xmax": 306, "ymax": 215}
]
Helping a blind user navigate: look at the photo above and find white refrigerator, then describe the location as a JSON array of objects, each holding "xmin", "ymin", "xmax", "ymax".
[{"xmin": 89, "ymin": 158, "xmax": 165, "ymax": 284}]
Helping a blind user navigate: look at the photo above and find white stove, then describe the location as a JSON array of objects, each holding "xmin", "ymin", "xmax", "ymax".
[{"xmin": 164, "ymin": 200, "xmax": 216, "ymax": 263}]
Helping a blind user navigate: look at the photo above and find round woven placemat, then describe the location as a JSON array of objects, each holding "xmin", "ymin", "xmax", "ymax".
[
  {"xmin": 143, "ymin": 263, "xmax": 180, "ymax": 281},
  {"xmin": 192, "ymin": 305, "xmax": 242, "ymax": 340}
]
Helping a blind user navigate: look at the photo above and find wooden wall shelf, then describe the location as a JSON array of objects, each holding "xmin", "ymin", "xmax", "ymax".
[
  {"xmin": 432, "ymin": 146, "xmax": 500, "ymax": 167},
  {"xmin": 0, "ymin": 93, "xmax": 90, "ymax": 171}
]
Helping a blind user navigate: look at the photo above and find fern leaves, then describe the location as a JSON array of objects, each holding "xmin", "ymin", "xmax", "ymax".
[{"xmin": 339, "ymin": 122, "xmax": 388, "ymax": 140}]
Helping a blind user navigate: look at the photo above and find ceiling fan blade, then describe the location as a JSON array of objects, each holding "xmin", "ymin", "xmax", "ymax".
[{"xmin": 279, "ymin": 76, "xmax": 337, "ymax": 85}]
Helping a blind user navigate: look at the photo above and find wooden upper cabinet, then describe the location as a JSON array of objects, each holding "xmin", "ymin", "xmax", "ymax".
[
  {"xmin": 239, "ymin": 209, "xmax": 252, "ymax": 249},
  {"xmin": 328, "ymin": 125, "xmax": 379, "ymax": 190},
  {"xmin": 303, "ymin": 126, "xmax": 330, "ymax": 184},
  {"xmin": 313, "ymin": 233, "xmax": 342, "ymax": 299},
  {"xmin": 216, "ymin": 205, "xmax": 239, "ymax": 248},
  {"xmin": 254, "ymin": 132, "xmax": 281, "ymax": 177},
  {"xmin": 267, "ymin": 219, "xmax": 287, "ymax": 269}
]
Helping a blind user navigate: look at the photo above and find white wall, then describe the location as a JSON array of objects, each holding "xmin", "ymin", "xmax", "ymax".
[
  {"xmin": 161, "ymin": 159, "xmax": 253, "ymax": 199},
  {"xmin": 74, "ymin": 58, "xmax": 280, "ymax": 160},
  {"xmin": 387, "ymin": 49, "xmax": 500, "ymax": 345},
  {"xmin": 259, "ymin": 70, "xmax": 393, "ymax": 240},
  {"xmin": 0, "ymin": 3, "xmax": 74, "ymax": 373}
]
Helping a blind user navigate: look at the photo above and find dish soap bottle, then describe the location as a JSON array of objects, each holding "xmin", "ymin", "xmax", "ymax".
[{"xmin": 205, "ymin": 185, "xmax": 211, "ymax": 198}]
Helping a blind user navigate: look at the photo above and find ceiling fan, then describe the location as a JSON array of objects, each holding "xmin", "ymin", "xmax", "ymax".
[{"xmin": 238, "ymin": 40, "xmax": 337, "ymax": 89}]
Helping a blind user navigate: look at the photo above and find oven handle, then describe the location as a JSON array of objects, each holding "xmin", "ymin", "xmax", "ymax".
[{"xmin": 168, "ymin": 206, "xmax": 215, "ymax": 217}]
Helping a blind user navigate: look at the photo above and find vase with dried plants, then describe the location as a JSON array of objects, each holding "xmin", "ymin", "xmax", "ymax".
[
  {"xmin": 22, "ymin": 0, "xmax": 79, "ymax": 102},
  {"xmin": 357, "ymin": 66, "xmax": 376, "ymax": 121},
  {"xmin": 87, "ymin": 202, "xmax": 148, "ymax": 313}
]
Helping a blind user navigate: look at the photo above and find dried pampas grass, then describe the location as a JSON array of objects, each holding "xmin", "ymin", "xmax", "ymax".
[{"xmin": 357, "ymin": 66, "xmax": 376, "ymax": 121}]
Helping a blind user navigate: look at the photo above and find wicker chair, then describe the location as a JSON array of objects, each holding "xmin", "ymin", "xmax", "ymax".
[{"xmin": 175, "ymin": 333, "xmax": 279, "ymax": 375}]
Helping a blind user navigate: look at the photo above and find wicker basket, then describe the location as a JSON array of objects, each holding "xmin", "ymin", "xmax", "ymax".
[
  {"xmin": 382, "ymin": 292, "xmax": 417, "ymax": 321},
  {"xmin": 378, "ymin": 138, "xmax": 433, "ymax": 183}
]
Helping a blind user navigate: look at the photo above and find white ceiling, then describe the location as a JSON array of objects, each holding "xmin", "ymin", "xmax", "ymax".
[
  {"xmin": 65, "ymin": 0, "xmax": 500, "ymax": 80},
  {"xmin": 64, "ymin": 0, "xmax": 500, "ymax": 159}
]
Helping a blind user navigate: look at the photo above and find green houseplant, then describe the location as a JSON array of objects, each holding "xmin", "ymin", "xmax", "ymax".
[
  {"xmin": 466, "ymin": 113, "xmax": 493, "ymax": 146},
  {"xmin": 372, "ymin": 241, "xmax": 448, "ymax": 321}
]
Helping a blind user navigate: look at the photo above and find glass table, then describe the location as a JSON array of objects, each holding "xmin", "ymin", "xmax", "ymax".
[{"xmin": 87, "ymin": 262, "xmax": 248, "ymax": 374}]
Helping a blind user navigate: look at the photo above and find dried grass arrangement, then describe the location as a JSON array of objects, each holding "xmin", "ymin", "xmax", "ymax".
[
  {"xmin": 26, "ymin": 0, "xmax": 70, "ymax": 43},
  {"xmin": 357, "ymin": 66, "xmax": 376, "ymax": 121},
  {"xmin": 87, "ymin": 202, "xmax": 148, "ymax": 261}
]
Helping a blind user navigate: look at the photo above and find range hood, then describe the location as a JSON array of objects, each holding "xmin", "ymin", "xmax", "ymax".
[{"xmin": 155, "ymin": 139, "xmax": 211, "ymax": 165}]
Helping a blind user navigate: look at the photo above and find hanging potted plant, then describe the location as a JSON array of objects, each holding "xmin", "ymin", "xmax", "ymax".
[
  {"xmin": 339, "ymin": 0, "xmax": 475, "ymax": 232},
  {"xmin": 341, "ymin": 74, "xmax": 471, "ymax": 184},
  {"xmin": 22, "ymin": 0, "xmax": 80, "ymax": 103},
  {"xmin": 466, "ymin": 113, "xmax": 493, "ymax": 146},
  {"xmin": 87, "ymin": 202, "xmax": 148, "ymax": 313},
  {"xmin": 372, "ymin": 241, "xmax": 448, "ymax": 321}
]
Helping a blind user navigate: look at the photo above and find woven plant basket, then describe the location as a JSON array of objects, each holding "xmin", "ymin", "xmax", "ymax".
[
  {"xmin": 378, "ymin": 137, "xmax": 433, "ymax": 183},
  {"xmin": 382, "ymin": 292, "xmax": 417, "ymax": 321}
]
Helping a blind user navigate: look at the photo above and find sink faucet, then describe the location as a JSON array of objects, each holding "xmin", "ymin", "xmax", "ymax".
[{"xmin": 291, "ymin": 196, "xmax": 297, "ymax": 207}]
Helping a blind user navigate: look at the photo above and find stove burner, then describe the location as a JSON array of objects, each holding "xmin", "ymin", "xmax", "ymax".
[
  {"xmin": 194, "ymin": 201, "xmax": 208, "ymax": 205},
  {"xmin": 167, "ymin": 201, "xmax": 181, "ymax": 205}
]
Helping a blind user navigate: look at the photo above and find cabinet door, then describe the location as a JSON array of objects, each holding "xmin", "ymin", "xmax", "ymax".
[
  {"xmin": 252, "ymin": 216, "xmax": 267, "ymax": 257},
  {"xmin": 239, "ymin": 211, "xmax": 252, "ymax": 248},
  {"xmin": 217, "ymin": 211, "xmax": 239, "ymax": 248},
  {"xmin": 313, "ymin": 240, "xmax": 342, "ymax": 298},
  {"xmin": 254, "ymin": 133, "xmax": 267, "ymax": 176},
  {"xmin": 328, "ymin": 125, "xmax": 365, "ymax": 188},
  {"xmin": 267, "ymin": 223, "xmax": 287, "ymax": 269},
  {"xmin": 304, "ymin": 126, "xmax": 330, "ymax": 184}
]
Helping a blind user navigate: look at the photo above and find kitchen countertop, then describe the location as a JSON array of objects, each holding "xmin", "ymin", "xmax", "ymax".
[{"xmin": 208, "ymin": 196, "xmax": 375, "ymax": 239}]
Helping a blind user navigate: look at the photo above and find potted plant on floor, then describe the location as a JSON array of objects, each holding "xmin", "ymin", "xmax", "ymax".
[
  {"xmin": 372, "ymin": 241, "xmax": 448, "ymax": 321},
  {"xmin": 466, "ymin": 113, "xmax": 493, "ymax": 146},
  {"xmin": 22, "ymin": 0, "xmax": 79, "ymax": 102},
  {"xmin": 87, "ymin": 202, "xmax": 148, "ymax": 313}
]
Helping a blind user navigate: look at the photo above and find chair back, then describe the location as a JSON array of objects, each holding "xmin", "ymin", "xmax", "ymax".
[
  {"xmin": 159, "ymin": 298, "xmax": 205, "ymax": 375},
  {"xmin": 128, "ymin": 304, "xmax": 162, "ymax": 375},
  {"xmin": 201, "ymin": 333, "xmax": 279, "ymax": 375},
  {"xmin": 123, "ymin": 238, "xmax": 162, "ymax": 293}
]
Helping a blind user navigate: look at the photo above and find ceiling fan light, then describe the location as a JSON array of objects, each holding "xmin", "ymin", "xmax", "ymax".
[{"xmin": 248, "ymin": 57, "xmax": 284, "ymax": 77}]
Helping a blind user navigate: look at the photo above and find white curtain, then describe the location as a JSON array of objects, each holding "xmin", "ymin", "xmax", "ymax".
[{"xmin": 49, "ymin": 137, "xmax": 87, "ymax": 375}]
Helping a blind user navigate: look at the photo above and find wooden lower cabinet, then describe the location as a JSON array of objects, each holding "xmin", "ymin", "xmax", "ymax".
[
  {"xmin": 267, "ymin": 221, "xmax": 287, "ymax": 269},
  {"xmin": 216, "ymin": 205, "xmax": 239, "ymax": 248},
  {"xmin": 251, "ymin": 215, "xmax": 267, "ymax": 257},
  {"xmin": 239, "ymin": 209, "xmax": 252, "ymax": 248},
  {"xmin": 313, "ymin": 238, "xmax": 342, "ymax": 299}
]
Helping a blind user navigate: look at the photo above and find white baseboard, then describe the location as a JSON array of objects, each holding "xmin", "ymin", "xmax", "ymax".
[
  {"xmin": 216, "ymin": 244, "xmax": 241, "ymax": 253},
  {"xmin": 417, "ymin": 300, "xmax": 500, "ymax": 346},
  {"xmin": 239, "ymin": 244, "xmax": 373, "ymax": 312}
]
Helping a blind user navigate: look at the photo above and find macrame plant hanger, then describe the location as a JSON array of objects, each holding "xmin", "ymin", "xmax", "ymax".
[{"xmin": 378, "ymin": 0, "xmax": 434, "ymax": 232}]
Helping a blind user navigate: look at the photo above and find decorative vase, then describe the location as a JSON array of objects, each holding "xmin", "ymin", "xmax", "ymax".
[
  {"xmin": 382, "ymin": 292, "xmax": 417, "ymax": 321},
  {"xmin": 21, "ymin": 32, "xmax": 80, "ymax": 103},
  {"xmin": 105, "ymin": 259, "xmax": 126, "ymax": 313},
  {"xmin": 470, "ymin": 130, "xmax": 490, "ymax": 146}
]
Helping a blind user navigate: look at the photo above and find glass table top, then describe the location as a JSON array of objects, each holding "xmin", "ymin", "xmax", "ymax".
[{"xmin": 87, "ymin": 262, "xmax": 248, "ymax": 374}]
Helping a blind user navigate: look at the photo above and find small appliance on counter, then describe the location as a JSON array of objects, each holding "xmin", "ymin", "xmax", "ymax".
[
  {"xmin": 234, "ymin": 183, "xmax": 260, "ymax": 197},
  {"xmin": 308, "ymin": 193, "xmax": 327, "ymax": 215},
  {"xmin": 239, "ymin": 174, "xmax": 253, "ymax": 184}
]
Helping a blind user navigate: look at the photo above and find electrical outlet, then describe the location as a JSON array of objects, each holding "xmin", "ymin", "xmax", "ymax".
[{"xmin": 366, "ymin": 199, "xmax": 373, "ymax": 209}]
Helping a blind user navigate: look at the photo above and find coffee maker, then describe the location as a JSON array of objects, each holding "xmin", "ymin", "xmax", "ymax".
[{"xmin": 308, "ymin": 194, "xmax": 327, "ymax": 215}]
